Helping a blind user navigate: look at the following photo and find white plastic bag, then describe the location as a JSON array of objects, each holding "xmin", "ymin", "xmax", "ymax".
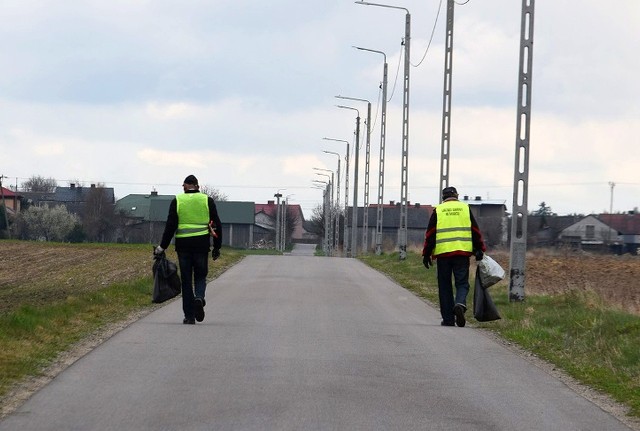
[{"xmin": 477, "ymin": 254, "xmax": 505, "ymax": 289}]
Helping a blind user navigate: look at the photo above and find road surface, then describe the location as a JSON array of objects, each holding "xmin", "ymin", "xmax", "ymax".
[{"xmin": 0, "ymin": 255, "xmax": 634, "ymax": 430}]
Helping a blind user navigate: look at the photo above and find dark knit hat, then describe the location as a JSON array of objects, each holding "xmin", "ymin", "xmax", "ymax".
[
  {"xmin": 442, "ymin": 186, "xmax": 458, "ymax": 200},
  {"xmin": 183, "ymin": 175, "xmax": 198, "ymax": 186}
]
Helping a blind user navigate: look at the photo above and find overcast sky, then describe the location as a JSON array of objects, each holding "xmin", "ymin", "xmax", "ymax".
[{"xmin": 2, "ymin": 1, "xmax": 638, "ymax": 219}]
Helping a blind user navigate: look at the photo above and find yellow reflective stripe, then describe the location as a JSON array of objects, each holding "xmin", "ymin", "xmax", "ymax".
[
  {"xmin": 436, "ymin": 237, "xmax": 472, "ymax": 244},
  {"xmin": 436, "ymin": 227, "xmax": 471, "ymax": 234},
  {"xmin": 177, "ymin": 226, "xmax": 209, "ymax": 235}
]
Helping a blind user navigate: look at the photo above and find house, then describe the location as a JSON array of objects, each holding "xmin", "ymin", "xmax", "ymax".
[
  {"xmin": 255, "ymin": 201, "xmax": 317, "ymax": 244},
  {"xmin": 526, "ymin": 215, "xmax": 582, "ymax": 247},
  {"xmin": 601, "ymin": 213, "xmax": 640, "ymax": 254},
  {"xmin": 115, "ymin": 191, "xmax": 174, "ymax": 244},
  {"xmin": 0, "ymin": 187, "xmax": 21, "ymax": 215},
  {"xmin": 216, "ymin": 201, "xmax": 256, "ymax": 248},
  {"xmin": 54, "ymin": 183, "xmax": 115, "ymax": 216},
  {"xmin": 561, "ymin": 212, "xmax": 640, "ymax": 254},
  {"xmin": 462, "ymin": 195, "xmax": 508, "ymax": 247}
]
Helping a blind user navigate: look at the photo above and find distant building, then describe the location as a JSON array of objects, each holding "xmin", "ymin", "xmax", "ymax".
[
  {"xmin": 255, "ymin": 200, "xmax": 318, "ymax": 244},
  {"xmin": 0, "ymin": 187, "xmax": 21, "ymax": 215},
  {"xmin": 559, "ymin": 212, "xmax": 640, "ymax": 254}
]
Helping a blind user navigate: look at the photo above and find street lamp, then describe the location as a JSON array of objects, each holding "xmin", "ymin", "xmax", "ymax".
[
  {"xmin": 336, "ymin": 104, "xmax": 360, "ymax": 258},
  {"xmin": 274, "ymin": 188, "xmax": 286, "ymax": 252},
  {"xmin": 337, "ymin": 95, "xmax": 371, "ymax": 254},
  {"xmin": 282, "ymin": 194, "xmax": 295, "ymax": 252},
  {"xmin": 323, "ymin": 150, "xmax": 341, "ymax": 251},
  {"xmin": 313, "ymin": 179, "xmax": 330, "ymax": 254},
  {"xmin": 354, "ymin": 46, "xmax": 388, "ymax": 255},
  {"xmin": 315, "ymin": 169, "xmax": 334, "ymax": 256},
  {"xmin": 356, "ymin": 0, "xmax": 411, "ymax": 260},
  {"xmin": 323, "ymin": 137, "xmax": 350, "ymax": 256}
]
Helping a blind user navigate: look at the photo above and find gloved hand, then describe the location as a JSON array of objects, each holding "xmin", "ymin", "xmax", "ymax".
[
  {"xmin": 475, "ymin": 250, "xmax": 484, "ymax": 261},
  {"xmin": 211, "ymin": 248, "xmax": 220, "ymax": 261},
  {"xmin": 154, "ymin": 245, "xmax": 164, "ymax": 256},
  {"xmin": 423, "ymin": 255, "xmax": 432, "ymax": 269}
]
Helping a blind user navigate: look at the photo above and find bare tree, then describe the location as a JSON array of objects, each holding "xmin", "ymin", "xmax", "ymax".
[
  {"xmin": 21, "ymin": 175, "xmax": 57, "ymax": 192},
  {"xmin": 284, "ymin": 206, "xmax": 301, "ymax": 248},
  {"xmin": 82, "ymin": 184, "xmax": 117, "ymax": 242},
  {"xmin": 199, "ymin": 184, "xmax": 228, "ymax": 201},
  {"xmin": 307, "ymin": 204, "xmax": 325, "ymax": 237}
]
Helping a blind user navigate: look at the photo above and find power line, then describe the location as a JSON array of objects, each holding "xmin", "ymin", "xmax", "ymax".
[{"xmin": 411, "ymin": 0, "xmax": 444, "ymax": 68}]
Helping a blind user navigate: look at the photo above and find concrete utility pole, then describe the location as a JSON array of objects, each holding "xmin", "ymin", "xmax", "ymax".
[
  {"xmin": 336, "ymin": 105, "xmax": 361, "ymax": 258},
  {"xmin": 439, "ymin": 0, "xmax": 455, "ymax": 200},
  {"xmin": 0, "ymin": 175, "xmax": 10, "ymax": 238},
  {"xmin": 274, "ymin": 192, "xmax": 283, "ymax": 251},
  {"xmin": 356, "ymin": 1, "xmax": 410, "ymax": 260},
  {"xmin": 281, "ymin": 199, "xmax": 287, "ymax": 252},
  {"xmin": 337, "ymin": 96, "xmax": 371, "ymax": 253},
  {"xmin": 608, "ymin": 181, "xmax": 615, "ymax": 244},
  {"xmin": 509, "ymin": 0, "xmax": 535, "ymax": 302},
  {"xmin": 313, "ymin": 180, "xmax": 330, "ymax": 254},
  {"xmin": 324, "ymin": 150, "xmax": 341, "ymax": 251},
  {"xmin": 354, "ymin": 46, "xmax": 388, "ymax": 255},
  {"xmin": 315, "ymin": 170, "xmax": 333, "ymax": 255},
  {"xmin": 323, "ymin": 137, "xmax": 350, "ymax": 256}
]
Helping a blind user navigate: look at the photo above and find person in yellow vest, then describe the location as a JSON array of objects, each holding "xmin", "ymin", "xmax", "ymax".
[
  {"xmin": 422, "ymin": 187, "xmax": 486, "ymax": 327},
  {"xmin": 155, "ymin": 175, "xmax": 223, "ymax": 324}
]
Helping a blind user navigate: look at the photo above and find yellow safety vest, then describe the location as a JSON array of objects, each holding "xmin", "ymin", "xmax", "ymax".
[
  {"xmin": 175, "ymin": 193, "xmax": 210, "ymax": 238},
  {"xmin": 433, "ymin": 200, "xmax": 473, "ymax": 255}
]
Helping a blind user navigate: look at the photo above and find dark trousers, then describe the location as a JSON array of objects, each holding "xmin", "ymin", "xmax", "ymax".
[
  {"xmin": 177, "ymin": 251, "xmax": 209, "ymax": 320},
  {"xmin": 436, "ymin": 255, "xmax": 471, "ymax": 324}
]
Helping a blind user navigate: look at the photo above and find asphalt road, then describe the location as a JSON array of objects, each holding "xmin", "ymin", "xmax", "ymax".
[{"xmin": 0, "ymin": 254, "xmax": 633, "ymax": 431}]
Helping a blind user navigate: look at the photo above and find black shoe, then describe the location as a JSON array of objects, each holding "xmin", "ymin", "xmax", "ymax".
[
  {"xmin": 183, "ymin": 318, "xmax": 195, "ymax": 325},
  {"xmin": 453, "ymin": 304, "xmax": 466, "ymax": 327},
  {"xmin": 194, "ymin": 298, "xmax": 205, "ymax": 322},
  {"xmin": 441, "ymin": 321, "xmax": 455, "ymax": 327}
]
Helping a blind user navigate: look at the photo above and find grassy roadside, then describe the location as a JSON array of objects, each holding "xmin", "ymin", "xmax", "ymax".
[
  {"xmin": 359, "ymin": 251, "xmax": 640, "ymax": 418},
  {"xmin": 0, "ymin": 242, "xmax": 244, "ymax": 405}
]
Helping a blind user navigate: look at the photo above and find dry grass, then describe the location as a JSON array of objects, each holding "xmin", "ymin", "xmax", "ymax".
[{"xmin": 483, "ymin": 249, "xmax": 640, "ymax": 315}]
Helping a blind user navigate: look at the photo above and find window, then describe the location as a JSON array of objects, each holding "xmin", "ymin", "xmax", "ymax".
[{"xmin": 585, "ymin": 225, "xmax": 595, "ymax": 239}]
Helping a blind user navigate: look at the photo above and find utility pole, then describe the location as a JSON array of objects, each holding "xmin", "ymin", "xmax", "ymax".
[
  {"xmin": 323, "ymin": 138, "xmax": 350, "ymax": 256},
  {"xmin": 354, "ymin": 47, "xmax": 388, "ymax": 255},
  {"xmin": 0, "ymin": 175, "xmax": 10, "ymax": 238},
  {"xmin": 337, "ymin": 96, "xmax": 371, "ymax": 253},
  {"xmin": 608, "ymin": 181, "xmax": 615, "ymax": 244},
  {"xmin": 508, "ymin": 0, "xmax": 535, "ymax": 302},
  {"xmin": 274, "ymin": 192, "xmax": 283, "ymax": 251},
  {"xmin": 355, "ymin": 2, "xmax": 410, "ymax": 260},
  {"xmin": 336, "ymin": 105, "xmax": 361, "ymax": 258},
  {"xmin": 439, "ymin": 0, "xmax": 455, "ymax": 199},
  {"xmin": 324, "ymin": 150, "xmax": 341, "ymax": 252}
]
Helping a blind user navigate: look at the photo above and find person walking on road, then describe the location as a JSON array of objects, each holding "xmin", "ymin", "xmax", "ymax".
[
  {"xmin": 422, "ymin": 187, "xmax": 486, "ymax": 327},
  {"xmin": 155, "ymin": 175, "xmax": 223, "ymax": 324}
]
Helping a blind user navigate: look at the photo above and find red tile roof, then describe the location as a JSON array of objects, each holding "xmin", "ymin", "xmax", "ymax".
[
  {"xmin": 1, "ymin": 187, "xmax": 19, "ymax": 197},
  {"xmin": 599, "ymin": 213, "xmax": 640, "ymax": 234}
]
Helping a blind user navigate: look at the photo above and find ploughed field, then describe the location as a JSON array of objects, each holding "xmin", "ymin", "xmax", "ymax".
[{"xmin": 487, "ymin": 249, "xmax": 640, "ymax": 315}]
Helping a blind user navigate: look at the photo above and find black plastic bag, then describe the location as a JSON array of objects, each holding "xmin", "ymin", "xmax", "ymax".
[
  {"xmin": 473, "ymin": 267, "xmax": 501, "ymax": 322},
  {"xmin": 152, "ymin": 253, "xmax": 181, "ymax": 303}
]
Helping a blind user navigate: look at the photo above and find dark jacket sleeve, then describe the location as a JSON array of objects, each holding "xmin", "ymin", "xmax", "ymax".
[
  {"xmin": 469, "ymin": 211, "xmax": 487, "ymax": 253},
  {"xmin": 209, "ymin": 197, "xmax": 223, "ymax": 250},
  {"xmin": 159, "ymin": 198, "xmax": 178, "ymax": 250},
  {"xmin": 422, "ymin": 210, "xmax": 437, "ymax": 257}
]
